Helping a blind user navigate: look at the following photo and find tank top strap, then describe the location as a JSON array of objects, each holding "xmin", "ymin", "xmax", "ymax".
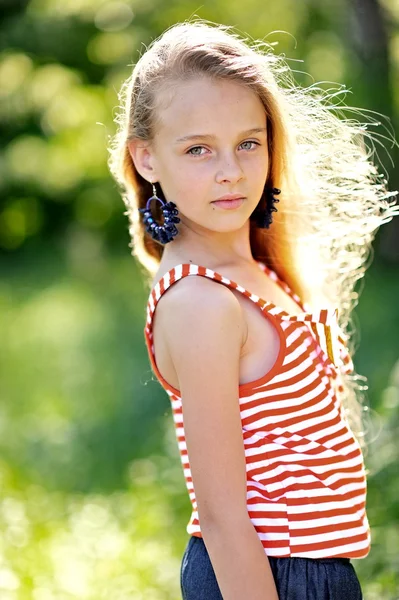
[
  {"xmin": 256, "ymin": 260, "xmax": 311, "ymax": 312},
  {"xmin": 256, "ymin": 261, "xmax": 354, "ymax": 385},
  {"xmin": 145, "ymin": 261, "xmax": 353, "ymax": 386},
  {"xmin": 145, "ymin": 262, "xmax": 280, "ymax": 331},
  {"xmin": 256, "ymin": 261, "xmax": 346, "ymax": 376}
]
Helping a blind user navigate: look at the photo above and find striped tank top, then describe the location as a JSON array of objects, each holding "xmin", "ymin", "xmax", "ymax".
[{"xmin": 144, "ymin": 261, "xmax": 371, "ymax": 559}]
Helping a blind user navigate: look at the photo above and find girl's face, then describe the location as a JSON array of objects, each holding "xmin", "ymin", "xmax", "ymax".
[{"xmin": 130, "ymin": 76, "xmax": 269, "ymax": 235}]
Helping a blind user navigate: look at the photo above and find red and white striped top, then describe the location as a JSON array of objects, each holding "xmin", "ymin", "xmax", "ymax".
[{"xmin": 143, "ymin": 261, "xmax": 371, "ymax": 559}]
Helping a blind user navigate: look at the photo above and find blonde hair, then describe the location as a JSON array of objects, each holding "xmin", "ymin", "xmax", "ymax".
[{"xmin": 107, "ymin": 18, "xmax": 399, "ymax": 450}]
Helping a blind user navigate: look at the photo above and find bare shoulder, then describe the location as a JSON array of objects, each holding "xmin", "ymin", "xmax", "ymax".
[
  {"xmin": 155, "ymin": 274, "xmax": 250, "ymax": 527},
  {"xmin": 155, "ymin": 273, "xmax": 247, "ymax": 354}
]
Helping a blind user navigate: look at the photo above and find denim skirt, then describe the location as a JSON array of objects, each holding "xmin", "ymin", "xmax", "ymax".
[{"xmin": 180, "ymin": 535, "xmax": 363, "ymax": 600}]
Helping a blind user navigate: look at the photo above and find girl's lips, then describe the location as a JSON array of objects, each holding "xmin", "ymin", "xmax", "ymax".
[{"xmin": 212, "ymin": 198, "xmax": 245, "ymax": 209}]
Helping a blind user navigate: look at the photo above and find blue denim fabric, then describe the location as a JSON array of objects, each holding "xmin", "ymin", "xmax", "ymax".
[{"xmin": 180, "ymin": 535, "xmax": 363, "ymax": 599}]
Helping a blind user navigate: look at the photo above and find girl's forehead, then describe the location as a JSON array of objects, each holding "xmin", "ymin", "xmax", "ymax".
[
  {"xmin": 155, "ymin": 78, "xmax": 266, "ymax": 136},
  {"xmin": 160, "ymin": 76, "xmax": 259, "ymax": 106}
]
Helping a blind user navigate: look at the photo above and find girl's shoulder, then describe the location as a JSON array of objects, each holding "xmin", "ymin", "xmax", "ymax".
[{"xmin": 151, "ymin": 260, "xmax": 246, "ymax": 324}]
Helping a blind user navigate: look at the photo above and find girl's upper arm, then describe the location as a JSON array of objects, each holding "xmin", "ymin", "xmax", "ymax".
[{"xmin": 158, "ymin": 276, "xmax": 250, "ymax": 528}]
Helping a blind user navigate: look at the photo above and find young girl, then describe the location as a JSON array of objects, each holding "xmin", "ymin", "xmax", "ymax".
[{"xmin": 108, "ymin": 20, "xmax": 398, "ymax": 600}]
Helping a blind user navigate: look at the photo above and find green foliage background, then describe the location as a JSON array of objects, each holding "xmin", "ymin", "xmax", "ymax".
[{"xmin": 1, "ymin": 0, "xmax": 398, "ymax": 598}]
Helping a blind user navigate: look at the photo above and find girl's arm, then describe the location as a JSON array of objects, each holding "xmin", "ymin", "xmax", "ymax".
[{"xmin": 159, "ymin": 276, "xmax": 279, "ymax": 600}]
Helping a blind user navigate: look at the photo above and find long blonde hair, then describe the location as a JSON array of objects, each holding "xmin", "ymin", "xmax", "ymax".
[{"xmin": 107, "ymin": 19, "xmax": 399, "ymax": 449}]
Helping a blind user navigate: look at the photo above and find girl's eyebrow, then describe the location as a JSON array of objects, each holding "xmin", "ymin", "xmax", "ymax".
[{"xmin": 174, "ymin": 127, "xmax": 267, "ymax": 144}]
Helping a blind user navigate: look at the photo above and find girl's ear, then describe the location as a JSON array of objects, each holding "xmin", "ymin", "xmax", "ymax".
[{"xmin": 127, "ymin": 139, "xmax": 158, "ymax": 183}]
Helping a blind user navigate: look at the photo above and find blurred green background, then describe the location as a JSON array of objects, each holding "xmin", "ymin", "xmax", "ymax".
[{"xmin": 1, "ymin": 0, "xmax": 399, "ymax": 598}]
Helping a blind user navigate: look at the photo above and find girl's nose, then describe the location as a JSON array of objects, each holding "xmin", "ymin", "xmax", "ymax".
[{"xmin": 215, "ymin": 152, "xmax": 244, "ymax": 183}]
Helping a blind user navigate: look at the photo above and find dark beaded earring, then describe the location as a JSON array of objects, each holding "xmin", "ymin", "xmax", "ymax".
[
  {"xmin": 251, "ymin": 187, "xmax": 281, "ymax": 229},
  {"xmin": 139, "ymin": 182, "xmax": 180, "ymax": 244}
]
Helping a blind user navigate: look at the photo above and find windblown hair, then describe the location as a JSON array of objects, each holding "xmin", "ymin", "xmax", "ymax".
[{"xmin": 107, "ymin": 18, "xmax": 398, "ymax": 450}]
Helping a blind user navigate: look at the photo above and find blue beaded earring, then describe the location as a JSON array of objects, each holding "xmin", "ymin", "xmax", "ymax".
[
  {"xmin": 139, "ymin": 182, "xmax": 180, "ymax": 244},
  {"xmin": 251, "ymin": 187, "xmax": 281, "ymax": 228}
]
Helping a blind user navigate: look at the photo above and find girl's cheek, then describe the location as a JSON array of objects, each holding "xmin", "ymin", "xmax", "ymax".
[{"xmin": 183, "ymin": 162, "xmax": 212, "ymax": 176}]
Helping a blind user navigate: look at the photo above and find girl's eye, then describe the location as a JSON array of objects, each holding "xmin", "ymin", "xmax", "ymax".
[
  {"xmin": 187, "ymin": 146, "xmax": 207, "ymax": 156},
  {"xmin": 186, "ymin": 140, "xmax": 260, "ymax": 156},
  {"xmin": 240, "ymin": 140, "xmax": 259, "ymax": 151}
]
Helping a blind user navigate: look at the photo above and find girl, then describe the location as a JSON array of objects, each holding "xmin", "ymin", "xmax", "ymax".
[{"xmin": 108, "ymin": 20, "xmax": 398, "ymax": 600}]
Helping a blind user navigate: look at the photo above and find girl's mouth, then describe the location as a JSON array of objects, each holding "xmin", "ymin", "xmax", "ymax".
[{"xmin": 211, "ymin": 198, "xmax": 245, "ymax": 209}]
